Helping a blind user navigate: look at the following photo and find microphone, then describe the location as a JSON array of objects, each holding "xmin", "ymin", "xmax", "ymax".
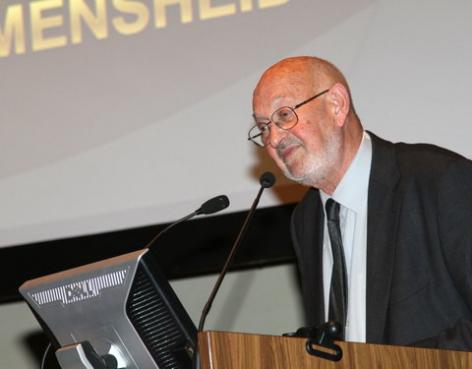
[
  {"xmin": 259, "ymin": 171, "xmax": 276, "ymax": 188},
  {"xmin": 196, "ymin": 195, "xmax": 230, "ymax": 215},
  {"xmin": 197, "ymin": 172, "xmax": 276, "ymax": 331},
  {"xmin": 144, "ymin": 195, "xmax": 229, "ymax": 250}
]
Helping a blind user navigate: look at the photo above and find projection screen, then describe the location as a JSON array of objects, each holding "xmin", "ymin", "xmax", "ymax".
[{"xmin": 1, "ymin": 0, "xmax": 471, "ymax": 248}]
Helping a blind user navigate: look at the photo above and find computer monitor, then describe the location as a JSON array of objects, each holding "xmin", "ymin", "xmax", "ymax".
[{"xmin": 19, "ymin": 248, "xmax": 197, "ymax": 369}]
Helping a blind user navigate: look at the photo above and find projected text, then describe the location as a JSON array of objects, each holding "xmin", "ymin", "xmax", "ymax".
[{"xmin": 0, "ymin": 0, "xmax": 289, "ymax": 57}]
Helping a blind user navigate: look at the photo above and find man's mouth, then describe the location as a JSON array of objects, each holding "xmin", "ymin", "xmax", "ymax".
[{"xmin": 278, "ymin": 143, "xmax": 300, "ymax": 163}]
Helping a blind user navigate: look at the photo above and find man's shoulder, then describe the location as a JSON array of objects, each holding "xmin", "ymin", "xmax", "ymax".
[
  {"xmin": 370, "ymin": 131, "xmax": 471, "ymax": 180},
  {"xmin": 396, "ymin": 141, "xmax": 464, "ymax": 163}
]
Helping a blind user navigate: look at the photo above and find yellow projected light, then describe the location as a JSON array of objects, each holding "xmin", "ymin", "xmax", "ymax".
[{"xmin": 0, "ymin": 0, "xmax": 289, "ymax": 57}]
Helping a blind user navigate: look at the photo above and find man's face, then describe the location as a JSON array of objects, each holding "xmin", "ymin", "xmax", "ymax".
[{"xmin": 253, "ymin": 86, "xmax": 342, "ymax": 187}]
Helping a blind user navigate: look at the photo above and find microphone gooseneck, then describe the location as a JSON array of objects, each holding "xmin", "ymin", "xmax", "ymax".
[
  {"xmin": 144, "ymin": 195, "xmax": 229, "ymax": 250},
  {"xmin": 197, "ymin": 172, "xmax": 276, "ymax": 331}
]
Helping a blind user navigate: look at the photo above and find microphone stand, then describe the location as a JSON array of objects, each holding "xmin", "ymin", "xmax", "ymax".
[
  {"xmin": 198, "ymin": 173, "xmax": 274, "ymax": 331},
  {"xmin": 193, "ymin": 172, "xmax": 275, "ymax": 369}
]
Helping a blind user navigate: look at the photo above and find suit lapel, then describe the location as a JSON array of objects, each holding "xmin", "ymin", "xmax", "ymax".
[
  {"xmin": 366, "ymin": 133, "xmax": 402, "ymax": 343},
  {"xmin": 295, "ymin": 188, "xmax": 325, "ymax": 326},
  {"xmin": 312, "ymin": 195, "xmax": 325, "ymax": 325}
]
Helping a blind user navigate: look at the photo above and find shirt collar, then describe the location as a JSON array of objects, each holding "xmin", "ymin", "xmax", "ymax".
[{"xmin": 320, "ymin": 131, "xmax": 372, "ymax": 213}]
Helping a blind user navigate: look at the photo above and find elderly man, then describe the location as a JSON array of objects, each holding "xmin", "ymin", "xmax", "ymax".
[{"xmin": 250, "ymin": 56, "xmax": 472, "ymax": 350}]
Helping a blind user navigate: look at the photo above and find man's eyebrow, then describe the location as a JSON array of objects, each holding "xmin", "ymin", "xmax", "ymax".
[
  {"xmin": 252, "ymin": 95, "xmax": 285, "ymax": 122},
  {"xmin": 252, "ymin": 113, "xmax": 270, "ymax": 122}
]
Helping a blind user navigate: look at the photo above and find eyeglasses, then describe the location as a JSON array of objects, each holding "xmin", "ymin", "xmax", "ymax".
[{"xmin": 248, "ymin": 89, "xmax": 329, "ymax": 147}]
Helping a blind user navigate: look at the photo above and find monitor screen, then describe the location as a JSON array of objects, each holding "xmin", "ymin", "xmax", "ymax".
[{"xmin": 19, "ymin": 249, "xmax": 196, "ymax": 369}]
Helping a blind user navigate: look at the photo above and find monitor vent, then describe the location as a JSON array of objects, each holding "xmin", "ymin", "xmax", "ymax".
[{"xmin": 126, "ymin": 265, "xmax": 191, "ymax": 369}]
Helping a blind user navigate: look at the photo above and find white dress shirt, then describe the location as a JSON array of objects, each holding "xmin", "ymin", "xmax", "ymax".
[{"xmin": 319, "ymin": 131, "xmax": 372, "ymax": 342}]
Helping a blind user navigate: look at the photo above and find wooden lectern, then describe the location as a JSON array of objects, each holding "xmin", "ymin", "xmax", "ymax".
[{"xmin": 198, "ymin": 331, "xmax": 472, "ymax": 369}]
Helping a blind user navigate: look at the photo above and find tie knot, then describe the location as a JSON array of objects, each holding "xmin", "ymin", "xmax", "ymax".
[{"xmin": 326, "ymin": 198, "xmax": 340, "ymax": 222}]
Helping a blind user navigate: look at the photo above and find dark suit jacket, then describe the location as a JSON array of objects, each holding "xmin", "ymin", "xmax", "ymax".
[{"xmin": 291, "ymin": 132, "xmax": 472, "ymax": 350}]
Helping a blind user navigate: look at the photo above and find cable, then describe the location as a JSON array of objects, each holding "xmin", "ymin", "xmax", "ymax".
[{"xmin": 40, "ymin": 342, "xmax": 52, "ymax": 369}]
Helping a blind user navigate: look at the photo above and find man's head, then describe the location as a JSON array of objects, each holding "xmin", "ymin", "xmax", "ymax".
[{"xmin": 252, "ymin": 56, "xmax": 363, "ymax": 194}]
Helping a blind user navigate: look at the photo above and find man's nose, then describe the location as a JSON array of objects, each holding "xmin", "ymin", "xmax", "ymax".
[{"xmin": 267, "ymin": 125, "xmax": 288, "ymax": 148}]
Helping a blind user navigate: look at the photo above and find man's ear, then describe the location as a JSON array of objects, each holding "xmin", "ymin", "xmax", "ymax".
[{"xmin": 327, "ymin": 83, "xmax": 350, "ymax": 127}]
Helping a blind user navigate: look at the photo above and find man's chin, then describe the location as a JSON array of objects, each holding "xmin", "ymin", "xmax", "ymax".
[
  {"xmin": 281, "ymin": 161, "xmax": 321, "ymax": 187},
  {"xmin": 282, "ymin": 168, "xmax": 312, "ymax": 186}
]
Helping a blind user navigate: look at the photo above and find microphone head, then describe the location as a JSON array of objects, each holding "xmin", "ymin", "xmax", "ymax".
[
  {"xmin": 196, "ymin": 195, "xmax": 230, "ymax": 215},
  {"xmin": 260, "ymin": 172, "xmax": 276, "ymax": 188}
]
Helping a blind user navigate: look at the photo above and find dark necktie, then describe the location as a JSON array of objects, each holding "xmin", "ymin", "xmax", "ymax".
[{"xmin": 325, "ymin": 198, "xmax": 348, "ymax": 339}]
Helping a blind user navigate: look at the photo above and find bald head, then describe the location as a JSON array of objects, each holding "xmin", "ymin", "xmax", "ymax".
[{"xmin": 253, "ymin": 56, "xmax": 353, "ymax": 113}]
